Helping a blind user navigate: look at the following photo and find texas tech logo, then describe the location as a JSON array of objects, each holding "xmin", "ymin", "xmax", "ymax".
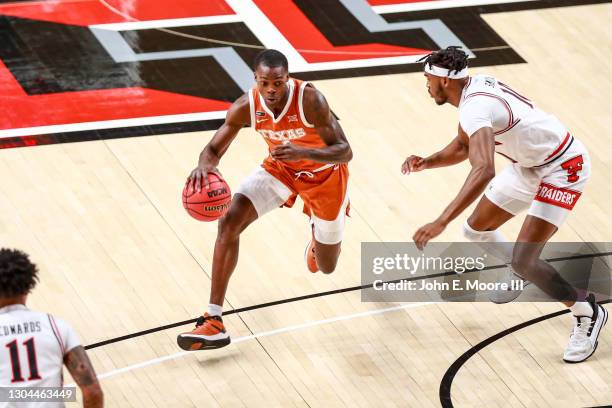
[
  {"xmin": 560, "ymin": 155, "xmax": 584, "ymax": 183},
  {"xmin": 0, "ymin": 0, "xmax": 601, "ymax": 147}
]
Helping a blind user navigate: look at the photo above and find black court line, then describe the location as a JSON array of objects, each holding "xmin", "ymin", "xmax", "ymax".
[
  {"xmin": 84, "ymin": 251, "xmax": 612, "ymax": 350},
  {"xmin": 439, "ymin": 298, "xmax": 612, "ymax": 408}
]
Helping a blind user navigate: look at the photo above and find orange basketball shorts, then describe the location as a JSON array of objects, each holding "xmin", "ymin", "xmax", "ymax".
[{"xmin": 235, "ymin": 160, "xmax": 349, "ymax": 244}]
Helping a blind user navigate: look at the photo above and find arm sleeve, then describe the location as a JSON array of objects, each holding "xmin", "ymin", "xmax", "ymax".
[
  {"xmin": 53, "ymin": 317, "xmax": 82, "ymax": 354},
  {"xmin": 459, "ymin": 96, "xmax": 497, "ymax": 137}
]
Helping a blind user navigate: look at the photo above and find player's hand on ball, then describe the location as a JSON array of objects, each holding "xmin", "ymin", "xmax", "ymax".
[
  {"xmin": 187, "ymin": 165, "xmax": 223, "ymax": 192},
  {"xmin": 271, "ymin": 143, "xmax": 308, "ymax": 161},
  {"xmin": 413, "ymin": 220, "xmax": 446, "ymax": 250},
  {"xmin": 401, "ymin": 155, "xmax": 427, "ymax": 175}
]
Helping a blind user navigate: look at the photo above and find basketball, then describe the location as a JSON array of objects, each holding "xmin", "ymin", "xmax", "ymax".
[{"xmin": 182, "ymin": 173, "xmax": 231, "ymax": 221}]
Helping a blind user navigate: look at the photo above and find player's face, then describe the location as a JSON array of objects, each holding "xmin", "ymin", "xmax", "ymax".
[
  {"xmin": 425, "ymin": 73, "xmax": 448, "ymax": 105},
  {"xmin": 255, "ymin": 65, "xmax": 290, "ymax": 109}
]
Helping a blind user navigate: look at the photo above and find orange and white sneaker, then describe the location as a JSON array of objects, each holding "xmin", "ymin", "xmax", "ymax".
[
  {"xmin": 177, "ymin": 313, "xmax": 231, "ymax": 351},
  {"xmin": 304, "ymin": 228, "xmax": 319, "ymax": 273}
]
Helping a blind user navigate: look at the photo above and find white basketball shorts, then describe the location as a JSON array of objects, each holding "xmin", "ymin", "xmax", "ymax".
[{"xmin": 485, "ymin": 137, "xmax": 590, "ymax": 227}]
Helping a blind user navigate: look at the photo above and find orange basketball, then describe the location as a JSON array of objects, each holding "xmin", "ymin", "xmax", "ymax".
[{"xmin": 182, "ymin": 173, "xmax": 231, "ymax": 221}]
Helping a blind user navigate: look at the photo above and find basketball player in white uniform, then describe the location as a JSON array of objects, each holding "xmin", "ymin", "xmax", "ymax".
[
  {"xmin": 0, "ymin": 249, "xmax": 103, "ymax": 407},
  {"xmin": 402, "ymin": 46, "xmax": 607, "ymax": 363}
]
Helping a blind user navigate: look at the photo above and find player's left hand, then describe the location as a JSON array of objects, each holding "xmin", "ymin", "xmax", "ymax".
[
  {"xmin": 413, "ymin": 220, "xmax": 447, "ymax": 250},
  {"xmin": 271, "ymin": 143, "xmax": 309, "ymax": 161}
]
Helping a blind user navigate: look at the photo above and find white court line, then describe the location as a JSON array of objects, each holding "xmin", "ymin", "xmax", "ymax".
[
  {"xmin": 78, "ymin": 302, "xmax": 429, "ymax": 383},
  {"xmin": 373, "ymin": 0, "xmax": 538, "ymax": 14},
  {"xmin": 90, "ymin": 15, "xmax": 243, "ymax": 31},
  {"xmin": 0, "ymin": 111, "xmax": 227, "ymax": 139}
]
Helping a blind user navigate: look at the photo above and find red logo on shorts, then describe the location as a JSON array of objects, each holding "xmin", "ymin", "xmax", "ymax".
[
  {"xmin": 560, "ymin": 155, "xmax": 584, "ymax": 182},
  {"xmin": 534, "ymin": 183, "xmax": 582, "ymax": 210}
]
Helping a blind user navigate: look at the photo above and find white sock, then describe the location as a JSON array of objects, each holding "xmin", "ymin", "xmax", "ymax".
[
  {"xmin": 569, "ymin": 301, "xmax": 593, "ymax": 318},
  {"xmin": 208, "ymin": 304, "xmax": 223, "ymax": 317},
  {"xmin": 462, "ymin": 221, "xmax": 513, "ymax": 263}
]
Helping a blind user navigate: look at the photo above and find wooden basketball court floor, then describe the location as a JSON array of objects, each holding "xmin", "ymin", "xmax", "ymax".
[{"xmin": 1, "ymin": 3, "xmax": 611, "ymax": 407}]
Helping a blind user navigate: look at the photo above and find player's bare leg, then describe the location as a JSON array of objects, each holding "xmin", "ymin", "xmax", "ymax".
[
  {"xmin": 305, "ymin": 223, "xmax": 342, "ymax": 274},
  {"xmin": 466, "ymin": 195, "xmax": 515, "ymax": 231},
  {"xmin": 314, "ymin": 241, "xmax": 341, "ymax": 274},
  {"xmin": 209, "ymin": 193, "xmax": 259, "ymax": 305},
  {"xmin": 511, "ymin": 215, "xmax": 608, "ymax": 363},
  {"xmin": 178, "ymin": 193, "xmax": 258, "ymax": 351},
  {"xmin": 305, "ymin": 200, "xmax": 347, "ymax": 274},
  {"xmin": 511, "ymin": 215, "xmax": 564, "ymax": 300}
]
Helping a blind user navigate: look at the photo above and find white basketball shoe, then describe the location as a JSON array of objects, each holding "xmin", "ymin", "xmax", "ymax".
[
  {"xmin": 563, "ymin": 294, "xmax": 608, "ymax": 363},
  {"xmin": 487, "ymin": 266, "xmax": 530, "ymax": 304}
]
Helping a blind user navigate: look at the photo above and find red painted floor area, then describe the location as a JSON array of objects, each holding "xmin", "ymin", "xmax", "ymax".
[
  {"xmin": 0, "ymin": 0, "xmax": 234, "ymax": 132},
  {"xmin": 0, "ymin": 61, "xmax": 231, "ymax": 131},
  {"xmin": 0, "ymin": 0, "xmax": 234, "ymax": 26},
  {"xmin": 254, "ymin": 0, "xmax": 429, "ymax": 63}
]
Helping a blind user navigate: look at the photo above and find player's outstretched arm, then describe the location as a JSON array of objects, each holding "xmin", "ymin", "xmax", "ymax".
[
  {"xmin": 271, "ymin": 87, "xmax": 352, "ymax": 163},
  {"xmin": 413, "ymin": 126, "xmax": 495, "ymax": 249},
  {"xmin": 402, "ymin": 125, "xmax": 469, "ymax": 175},
  {"xmin": 64, "ymin": 346, "xmax": 104, "ymax": 408},
  {"xmin": 436, "ymin": 126, "xmax": 495, "ymax": 224},
  {"xmin": 187, "ymin": 93, "xmax": 251, "ymax": 191}
]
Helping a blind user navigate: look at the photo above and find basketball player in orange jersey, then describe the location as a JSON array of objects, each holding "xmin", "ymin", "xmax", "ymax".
[
  {"xmin": 177, "ymin": 49, "xmax": 352, "ymax": 350},
  {"xmin": 403, "ymin": 46, "xmax": 607, "ymax": 363}
]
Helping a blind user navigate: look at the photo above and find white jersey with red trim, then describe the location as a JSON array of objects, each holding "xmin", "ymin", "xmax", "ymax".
[
  {"xmin": 0, "ymin": 304, "xmax": 80, "ymax": 408},
  {"xmin": 459, "ymin": 74, "xmax": 570, "ymax": 167}
]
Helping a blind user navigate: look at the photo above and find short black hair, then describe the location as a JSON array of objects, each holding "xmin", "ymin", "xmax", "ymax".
[
  {"xmin": 420, "ymin": 46, "xmax": 469, "ymax": 76},
  {"xmin": 0, "ymin": 249, "xmax": 39, "ymax": 298},
  {"xmin": 253, "ymin": 49, "xmax": 288, "ymax": 72}
]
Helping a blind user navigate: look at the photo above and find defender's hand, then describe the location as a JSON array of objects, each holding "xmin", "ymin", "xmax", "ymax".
[
  {"xmin": 401, "ymin": 155, "xmax": 427, "ymax": 175},
  {"xmin": 413, "ymin": 220, "xmax": 447, "ymax": 250}
]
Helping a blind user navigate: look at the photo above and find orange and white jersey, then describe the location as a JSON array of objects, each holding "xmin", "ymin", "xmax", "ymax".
[
  {"xmin": 0, "ymin": 304, "xmax": 80, "ymax": 408},
  {"xmin": 248, "ymin": 78, "xmax": 329, "ymax": 172},
  {"xmin": 459, "ymin": 74, "xmax": 571, "ymax": 167}
]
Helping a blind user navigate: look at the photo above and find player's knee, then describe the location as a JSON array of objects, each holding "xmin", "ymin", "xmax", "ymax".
[
  {"xmin": 217, "ymin": 211, "xmax": 245, "ymax": 240},
  {"xmin": 462, "ymin": 220, "xmax": 487, "ymax": 242}
]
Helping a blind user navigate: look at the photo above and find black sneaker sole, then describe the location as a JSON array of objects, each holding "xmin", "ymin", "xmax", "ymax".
[{"xmin": 176, "ymin": 334, "xmax": 231, "ymax": 351}]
